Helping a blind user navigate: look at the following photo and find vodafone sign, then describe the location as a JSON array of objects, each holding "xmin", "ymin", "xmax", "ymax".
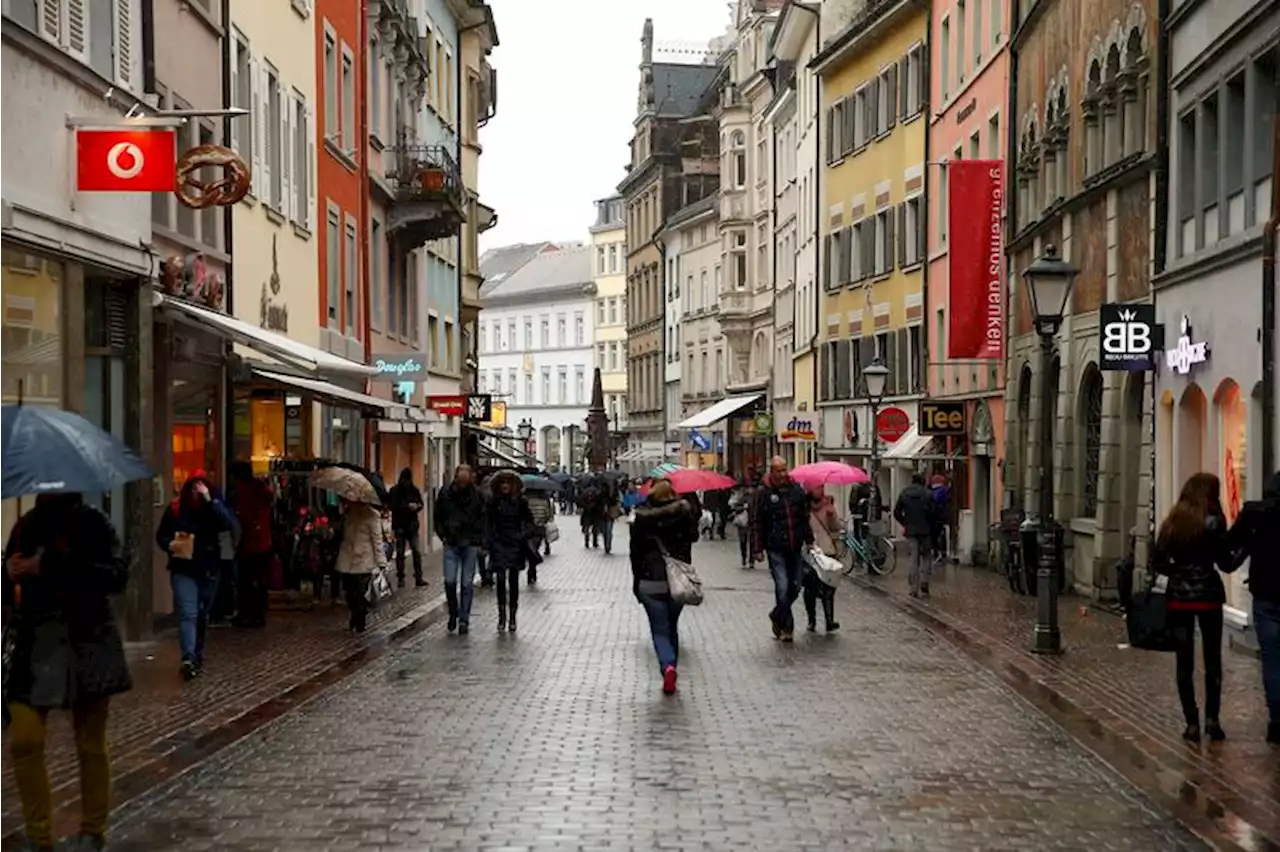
[{"xmin": 76, "ymin": 129, "xmax": 177, "ymax": 192}]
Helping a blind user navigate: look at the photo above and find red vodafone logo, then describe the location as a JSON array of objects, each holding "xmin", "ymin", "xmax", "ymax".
[
  {"xmin": 875, "ymin": 407, "xmax": 910, "ymax": 443},
  {"xmin": 107, "ymin": 142, "xmax": 146, "ymax": 180}
]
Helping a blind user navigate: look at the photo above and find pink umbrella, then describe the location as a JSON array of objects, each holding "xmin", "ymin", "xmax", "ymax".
[{"xmin": 790, "ymin": 461, "xmax": 871, "ymax": 490}]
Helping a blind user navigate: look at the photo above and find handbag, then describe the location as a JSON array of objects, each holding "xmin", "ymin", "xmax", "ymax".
[
  {"xmin": 544, "ymin": 521, "xmax": 560, "ymax": 544},
  {"xmin": 1126, "ymin": 574, "xmax": 1177, "ymax": 651},
  {"xmin": 803, "ymin": 546, "xmax": 844, "ymax": 589},
  {"xmin": 657, "ymin": 541, "xmax": 704, "ymax": 606},
  {"xmin": 1, "ymin": 616, "xmax": 16, "ymax": 728},
  {"xmin": 365, "ymin": 567, "xmax": 394, "ymax": 607}
]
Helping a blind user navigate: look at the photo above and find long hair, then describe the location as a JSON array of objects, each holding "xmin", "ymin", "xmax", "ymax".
[{"xmin": 1157, "ymin": 472, "xmax": 1223, "ymax": 552}]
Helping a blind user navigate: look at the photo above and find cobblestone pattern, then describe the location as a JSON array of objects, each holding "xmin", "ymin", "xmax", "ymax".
[{"xmin": 101, "ymin": 530, "xmax": 1204, "ymax": 851}]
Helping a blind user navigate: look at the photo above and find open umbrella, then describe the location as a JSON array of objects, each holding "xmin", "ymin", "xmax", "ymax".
[
  {"xmin": 311, "ymin": 464, "xmax": 385, "ymax": 506},
  {"xmin": 521, "ymin": 474, "xmax": 562, "ymax": 493},
  {"xmin": 645, "ymin": 468, "xmax": 736, "ymax": 495},
  {"xmin": 648, "ymin": 462, "xmax": 683, "ymax": 478},
  {"xmin": 1, "ymin": 405, "xmax": 154, "ymax": 500},
  {"xmin": 790, "ymin": 461, "xmax": 871, "ymax": 491},
  {"xmin": 547, "ymin": 471, "xmax": 572, "ymax": 484}
]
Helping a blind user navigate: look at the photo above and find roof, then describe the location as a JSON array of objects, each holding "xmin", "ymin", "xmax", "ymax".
[
  {"xmin": 479, "ymin": 242, "xmax": 555, "ymax": 296},
  {"xmin": 650, "ymin": 63, "xmax": 722, "ymax": 118},
  {"xmin": 482, "ymin": 245, "xmax": 593, "ymax": 304}
]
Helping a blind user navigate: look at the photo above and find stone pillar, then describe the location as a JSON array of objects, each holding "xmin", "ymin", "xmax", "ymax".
[
  {"xmin": 586, "ymin": 367, "xmax": 609, "ymax": 471},
  {"xmin": 122, "ymin": 282, "xmax": 155, "ymax": 639}
]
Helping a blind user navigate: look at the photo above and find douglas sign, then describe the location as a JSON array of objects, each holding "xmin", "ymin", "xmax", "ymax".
[{"xmin": 370, "ymin": 354, "xmax": 427, "ymax": 381}]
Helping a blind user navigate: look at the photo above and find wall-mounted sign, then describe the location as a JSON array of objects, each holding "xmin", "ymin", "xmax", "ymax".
[
  {"xmin": 480, "ymin": 400, "xmax": 507, "ymax": 430},
  {"xmin": 427, "ymin": 394, "xmax": 465, "ymax": 417},
  {"xmin": 1165, "ymin": 315, "xmax": 1209, "ymax": 375},
  {"xmin": 160, "ymin": 251, "xmax": 225, "ymax": 311},
  {"xmin": 919, "ymin": 401, "xmax": 966, "ymax": 436},
  {"xmin": 751, "ymin": 412, "xmax": 773, "ymax": 437},
  {"xmin": 775, "ymin": 409, "xmax": 817, "ymax": 443},
  {"xmin": 464, "ymin": 394, "xmax": 493, "ymax": 423},
  {"xmin": 371, "ymin": 353, "xmax": 427, "ymax": 381},
  {"xmin": 689, "ymin": 430, "xmax": 711, "ymax": 451},
  {"xmin": 843, "ymin": 409, "xmax": 859, "ymax": 447},
  {"xmin": 875, "ymin": 407, "xmax": 910, "ymax": 443},
  {"xmin": 260, "ymin": 235, "xmax": 288, "ymax": 332},
  {"xmin": 1100, "ymin": 303, "xmax": 1158, "ymax": 371}
]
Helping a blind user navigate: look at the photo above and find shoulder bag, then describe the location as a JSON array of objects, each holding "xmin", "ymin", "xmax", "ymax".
[
  {"xmin": 1125, "ymin": 573, "xmax": 1177, "ymax": 652},
  {"xmin": 657, "ymin": 540, "xmax": 704, "ymax": 606}
]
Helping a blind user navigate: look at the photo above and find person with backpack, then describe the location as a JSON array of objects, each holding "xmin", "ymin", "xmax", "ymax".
[
  {"xmin": 729, "ymin": 483, "xmax": 753, "ymax": 568},
  {"xmin": 1230, "ymin": 471, "xmax": 1280, "ymax": 744},
  {"xmin": 895, "ymin": 473, "xmax": 939, "ymax": 598},
  {"xmin": 579, "ymin": 475, "xmax": 604, "ymax": 549},
  {"xmin": 388, "ymin": 468, "xmax": 426, "ymax": 588}
]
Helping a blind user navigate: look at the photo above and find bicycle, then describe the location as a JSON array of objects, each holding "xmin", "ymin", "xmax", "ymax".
[{"xmin": 842, "ymin": 523, "xmax": 897, "ymax": 577}]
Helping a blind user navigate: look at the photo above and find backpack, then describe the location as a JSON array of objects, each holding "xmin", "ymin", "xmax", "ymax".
[{"xmin": 580, "ymin": 485, "xmax": 600, "ymax": 508}]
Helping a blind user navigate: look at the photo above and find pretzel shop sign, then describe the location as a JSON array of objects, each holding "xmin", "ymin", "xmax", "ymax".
[{"xmin": 875, "ymin": 407, "xmax": 910, "ymax": 443}]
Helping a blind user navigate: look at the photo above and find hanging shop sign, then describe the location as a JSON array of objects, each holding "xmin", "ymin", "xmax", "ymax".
[
  {"xmin": 427, "ymin": 394, "xmax": 465, "ymax": 417},
  {"xmin": 260, "ymin": 235, "xmax": 288, "ymax": 332},
  {"xmin": 775, "ymin": 410, "xmax": 817, "ymax": 443},
  {"xmin": 480, "ymin": 401, "xmax": 508, "ymax": 431},
  {"xmin": 370, "ymin": 353, "xmax": 428, "ymax": 381},
  {"xmin": 160, "ymin": 251, "xmax": 225, "ymax": 311},
  {"xmin": 947, "ymin": 160, "xmax": 1004, "ymax": 360},
  {"xmin": 875, "ymin": 407, "xmax": 910, "ymax": 443},
  {"xmin": 1165, "ymin": 315, "xmax": 1209, "ymax": 375},
  {"xmin": 463, "ymin": 394, "xmax": 493, "ymax": 423},
  {"xmin": 919, "ymin": 401, "xmax": 967, "ymax": 436},
  {"xmin": 689, "ymin": 430, "xmax": 712, "ymax": 451},
  {"xmin": 751, "ymin": 412, "xmax": 774, "ymax": 437},
  {"xmin": 1100, "ymin": 303, "xmax": 1160, "ymax": 371},
  {"xmin": 76, "ymin": 129, "xmax": 177, "ymax": 192}
]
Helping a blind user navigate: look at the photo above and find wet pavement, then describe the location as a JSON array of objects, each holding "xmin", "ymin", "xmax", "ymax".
[{"xmin": 94, "ymin": 523, "xmax": 1206, "ymax": 852}]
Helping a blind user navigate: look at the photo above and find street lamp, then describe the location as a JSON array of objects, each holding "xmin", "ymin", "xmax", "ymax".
[
  {"xmin": 1022, "ymin": 244, "xmax": 1077, "ymax": 655},
  {"xmin": 517, "ymin": 418, "xmax": 535, "ymax": 459},
  {"xmin": 863, "ymin": 359, "xmax": 890, "ymax": 542}
]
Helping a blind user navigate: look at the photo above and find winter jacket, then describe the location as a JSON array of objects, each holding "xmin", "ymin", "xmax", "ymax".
[
  {"xmin": 1231, "ymin": 472, "xmax": 1280, "ymax": 604},
  {"xmin": 389, "ymin": 477, "xmax": 424, "ymax": 533},
  {"xmin": 752, "ymin": 476, "xmax": 813, "ymax": 556},
  {"xmin": 486, "ymin": 490, "xmax": 536, "ymax": 571},
  {"xmin": 232, "ymin": 478, "xmax": 274, "ymax": 556},
  {"xmin": 335, "ymin": 503, "xmax": 387, "ymax": 575},
  {"xmin": 894, "ymin": 483, "xmax": 937, "ymax": 539},
  {"xmin": 810, "ymin": 504, "xmax": 843, "ymax": 558},
  {"xmin": 433, "ymin": 481, "xmax": 486, "ymax": 547},
  {"xmin": 156, "ymin": 487, "xmax": 239, "ymax": 578},
  {"xmin": 4, "ymin": 500, "xmax": 132, "ymax": 708},
  {"xmin": 1152, "ymin": 515, "xmax": 1240, "ymax": 608},
  {"xmin": 630, "ymin": 496, "xmax": 698, "ymax": 598},
  {"xmin": 527, "ymin": 494, "xmax": 554, "ymax": 527}
]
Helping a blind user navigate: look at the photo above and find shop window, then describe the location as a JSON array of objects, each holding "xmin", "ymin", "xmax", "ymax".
[{"xmin": 1215, "ymin": 379, "xmax": 1246, "ymax": 525}]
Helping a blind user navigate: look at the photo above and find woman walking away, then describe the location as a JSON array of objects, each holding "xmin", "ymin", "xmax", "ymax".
[
  {"xmin": 5, "ymin": 494, "xmax": 132, "ymax": 852},
  {"xmin": 157, "ymin": 474, "xmax": 239, "ymax": 680},
  {"xmin": 1230, "ymin": 471, "xmax": 1280, "ymax": 743},
  {"xmin": 803, "ymin": 492, "xmax": 843, "ymax": 633},
  {"xmin": 334, "ymin": 497, "xmax": 388, "ymax": 634},
  {"xmin": 486, "ymin": 471, "xmax": 535, "ymax": 631},
  {"xmin": 729, "ymin": 481, "xmax": 753, "ymax": 568},
  {"xmin": 1153, "ymin": 473, "xmax": 1242, "ymax": 743},
  {"xmin": 630, "ymin": 479, "xmax": 699, "ymax": 695}
]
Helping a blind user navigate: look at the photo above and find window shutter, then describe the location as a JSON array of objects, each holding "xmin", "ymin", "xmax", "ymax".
[
  {"xmin": 825, "ymin": 108, "xmax": 834, "ymax": 162},
  {"xmin": 283, "ymin": 95, "xmax": 294, "ymax": 222},
  {"xmin": 112, "ymin": 0, "xmax": 133, "ymax": 86},
  {"xmin": 250, "ymin": 57, "xmax": 263, "ymax": 198},
  {"xmin": 895, "ymin": 329, "xmax": 910, "ymax": 394},
  {"xmin": 917, "ymin": 200, "xmax": 928, "ymax": 262},
  {"xmin": 863, "ymin": 222, "xmax": 876, "ymax": 278},
  {"xmin": 306, "ymin": 101, "xmax": 317, "ymax": 228},
  {"xmin": 885, "ymin": 209, "xmax": 896, "ymax": 272},
  {"xmin": 869, "ymin": 77, "xmax": 880, "ymax": 136},
  {"xmin": 822, "ymin": 233, "xmax": 832, "ymax": 289},
  {"xmin": 38, "ymin": 0, "xmax": 62, "ymax": 44},
  {"xmin": 260, "ymin": 66, "xmax": 273, "ymax": 207},
  {"xmin": 843, "ymin": 228, "xmax": 854, "ymax": 283},
  {"xmin": 844, "ymin": 98, "xmax": 855, "ymax": 153},
  {"xmin": 885, "ymin": 331, "xmax": 898, "ymax": 395},
  {"xmin": 66, "ymin": 0, "xmax": 87, "ymax": 61},
  {"xmin": 899, "ymin": 57, "xmax": 910, "ymax": 117},
  {"xmin": 919, "ymin": 48, "xmax": 930, "ymax": 110},
  {"xmin": 886, "ymin": 64, "xmax": 898, "ymax": 129},
  {"xmin": 897, "ymin": 203, "xmax": 908, "ymax": 267}
]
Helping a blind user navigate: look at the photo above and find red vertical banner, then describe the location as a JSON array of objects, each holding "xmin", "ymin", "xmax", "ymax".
[{"xmin": 947, "ymin": 160, "xmax": 1004, "ymax": 360}]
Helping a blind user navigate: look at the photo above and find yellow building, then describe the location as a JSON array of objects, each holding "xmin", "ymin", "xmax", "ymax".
[
  {"xmin": 812, "ymin": 1, "xmax": 929, "ymax": 501},
  {"xmin": 590, "ymin": 196, "xmax": 628, "ymax": 431}
]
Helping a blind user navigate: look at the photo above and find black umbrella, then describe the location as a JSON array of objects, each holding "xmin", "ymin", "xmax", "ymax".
[
  {"xmin": 1, "ymin": 405, "xmax": 153, "ymax": 500},
  {"xmin": 520, "ymin": 474, "xmax": 562, "ymax": 493},
  {"xmin": 548, "ymin": 471, "xmax": 572, "ymax": 483},
  {"xmin": 318, "ymin": 461, "xmax": 389, "ymax": 505}
]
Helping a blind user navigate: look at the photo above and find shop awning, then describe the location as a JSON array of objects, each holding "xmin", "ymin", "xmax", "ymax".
[
  {"xmin": 159, "ymin": 295, "xmax": 377, "ymax": 378},
  {"xmin": 882, "ymin": 424, "xmax": 935, "ymax": 461},
  {"xmin": 252, "ymin": 369, "xmax": 408, "ymax": 416},
  {"xmin": 677, "ymin": 394, "xmax": 762, "ymax": 429}
]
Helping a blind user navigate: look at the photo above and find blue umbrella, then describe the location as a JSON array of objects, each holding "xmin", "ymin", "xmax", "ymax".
[{"xmin": 1, "ymin": 405, "xmax": 153, "ymax": 500}]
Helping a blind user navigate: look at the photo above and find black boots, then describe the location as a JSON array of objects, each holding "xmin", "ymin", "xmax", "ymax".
[
  {"xmin": 498, "ymin": 606, "xmax": 507, "ymax": 632},
  {"xmin": 508, "ymin": 607, "xmax": 518, "ymax": 633},
  {"xmin": 821, "ymin": 595, "xmax": 840, "ymax": 632}
]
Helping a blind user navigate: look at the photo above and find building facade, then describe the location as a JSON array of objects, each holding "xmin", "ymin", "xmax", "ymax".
[
  {"xmin": 477, "ymin": 246, "xmax": 596, "ymax": 471},
  {"xmin": 1155, "ymin": 2, "xmax": 1276, "ymax": 628},
  {"xmin": 814, "ymin": 0, "xmax": 930, "ymax": 504},
  {"xmin": 589, "ymin": 197, "xmax": 628, "ymax": 443},
  {"xmin": 926, "ymin": 0, "xmax": 1011, "ymax": 562},
  {"xmin": 1004, "ymin": 0, "xmax": 1158, "ymax": 598}
]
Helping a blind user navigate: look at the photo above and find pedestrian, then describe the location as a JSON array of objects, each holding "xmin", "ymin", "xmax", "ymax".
[
  {"xmin": 388, "ymin": 468, "xmax": 427, "ymax": 588},
  {"xmin": 156, "ymin": 473, "xmax": 239, "ymax": 680},
  {"xmin": 751, "ymin": 456, "xmax": 813, "ymax": 642},
  {"xmin": 333, "ymin": 497, "xmax": 387, "ymax": 634},
  {"xmin": 703, "ymin": 485, "xmax": 729, "ymax": 540},
  {"xmin": 930, "ymin": 474, "xmax": 954, "ymax": 563},
  {"xmin": 433, "ymin": 464, "xmax": 486, "ymax": 634},
  {"xmin": 4, "ymin": 494, "xmax": 132, "ymax": 852},
  {"xmin": 802, "ymin": 492, "xmax": 842, "ymax": 633},
  {"xmin": 527, "ymin": 486, "xmax": 554, "ymax": 562},
  {"xmin": 729, "ymin": 480, "xmax": 754, "ymax": 568},
  {"xmin": 1230, "ymin": 471, "xmax": 1280, "ymax": 743},
  {"xmin": 597, "ymin": 472, "xmax": 620, "ymax": 554},
  {"xmin": 630, "ymin": 478, "xmax": 699, "ymax": 695},
  {"xmin": 485, "ymin": 471, "xmax": 536, "ymax": 632},
  {"xmin": 894, "ymin": 473, "xmax": 939, "ymax": 598},
  {"xmin": 1153, "ymin": 473, "xmax": 1243, "ymax": 743},
  {"xmin": 579, "ymin": 475, "xmax": 604, "ymax": 548},
  {"xmin": 230, "ymin": 461, "xmax": 273, "ymax": 628}
]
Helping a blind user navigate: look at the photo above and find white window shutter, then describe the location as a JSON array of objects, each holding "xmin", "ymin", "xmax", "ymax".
[
  {"xmin": 283, "ymin": 95, "xmax": 295, "ymax": 222},
  {"xmin": 38, "ymin": 0, "xmax": 63, "ymax": 45},
  {"xmin": 260, "ymin": 66, "xmax": 272, "ymax": 207},
  {"xmin": 249, "ymin": 56, "xmax": 263, "ymax": 198},
  {"xmin": 306, "ymin": 101, "xmax": 317, "ymax": 229},
  {"xmin": 66, "ymin": 0, "xmax": 88, "ymax": 62},
  {"xmin": 229, "ymin": 40, "xmax": 240, "ymax": 153},
  {"xmin": 112, "ymin": 0, "xmax": 132, "ymax": 87}
]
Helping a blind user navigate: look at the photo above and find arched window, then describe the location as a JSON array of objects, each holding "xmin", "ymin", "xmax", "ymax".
[
  {"xmin": 1104, "ymin": 44, "xmax": 1122, "ymax": 166},
  {"xmin": 1084, "ymin": 58, "xmax": 1103, "ymax": 175},
  {"xmin": 731, "ymin": 131, "xmax": 747, "ymax": 189},
  {"xmin": 1121, "ymin": 27, "xmax": 1147, "ymax": 156},
  {"xmin": 1079, "ymin": 365, "xmax": 1104, "ymax": 516}
]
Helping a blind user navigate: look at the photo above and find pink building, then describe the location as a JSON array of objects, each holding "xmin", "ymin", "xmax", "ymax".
[{"xmin": 925, "ymin": 0, "xmax": 1011, "ymax": 563}]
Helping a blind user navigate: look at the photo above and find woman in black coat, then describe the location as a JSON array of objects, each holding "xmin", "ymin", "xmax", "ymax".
[
  {"xmin": 4, "ymin": 493, "xmax": 132, "ymax": 851},
  {"xmin": 630, "ymin": 479, "xmax": 699, "ymax": 695},
  {"xmin": 485, "ymin": 471, "xmax": 536, "ymax": 633}
]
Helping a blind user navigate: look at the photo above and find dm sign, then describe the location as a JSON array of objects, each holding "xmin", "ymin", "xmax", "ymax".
[
  {"xmin": 919, "ymin": 401, "xmax": 966, "ymax": 436},
  {"xmin": 775, "ymin": 410, "xmax": 817, "ymax": 443},
  {"xmin": 1099, "ymin": 304, "xmax": 1158, "ymax": 371}
]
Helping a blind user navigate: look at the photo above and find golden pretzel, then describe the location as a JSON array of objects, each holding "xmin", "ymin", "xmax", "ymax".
[{"xmin": 175, "ymin": 145, "xmax": 251, "ymax": 209}]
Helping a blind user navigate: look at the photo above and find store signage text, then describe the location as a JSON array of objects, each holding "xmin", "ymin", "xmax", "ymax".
[
  {"xmin": 876, "ymin": 407, "xmax": 910, "ymax": 443},
  {"xmin": 1165, "ymin": 315, "xmax": 1209, "ymax": 375},
  {"xmin": 776, "ymin": 410, "xmax": 817, "ymax": 443},
  {"xmin": 427, "ymin": 395, "xmax": 466, "ymax": 417},
  {"xmin": 371, "ymin": 355, "xmax": 427, "ymax": 381},
  {"xmin": 919, "ymin": 401, "xmax": 966, "ymax": 436},
  {"xmin": 260, "ymin": 235, "xmax": 288, "ymax": 332},
  {"xmin": 1100, "ymin": 303, "xmax": 1159, "ymax": 371}
]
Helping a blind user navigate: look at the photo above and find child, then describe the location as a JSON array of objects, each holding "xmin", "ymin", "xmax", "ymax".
[{"xmin": 803, "ymin": 492, "xmax": 843, "ymax": 632}]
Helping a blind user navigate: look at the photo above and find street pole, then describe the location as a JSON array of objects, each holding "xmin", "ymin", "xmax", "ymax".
[
  {"xmin": 1033, "ymin": 327, "xmax": 1062, "ymax": 654},
  {"xmin": 869, "ymin": 398, "xmax": 882, "ymax": 530}
]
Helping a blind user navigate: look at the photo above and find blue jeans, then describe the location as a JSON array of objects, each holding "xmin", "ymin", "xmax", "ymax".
[
  {"xmin": 442, "ymin": 545, "xmax": 477, "ymax": 624},
  {"xmin": 596, "ymin": 518, "xmax": 615, "ymax": 553},
  {"xmin": 1254, "ymin": 599, "xmax": 1280, "ymax": 723},
  {"xmin": 767, "ymin": 549, "xmax": 804, "ymax": 633},
  {"xmin": 171, "ymin": 571, "xmax": 218, "ymax": 665},
  {"xmin": 639, "ymin": 593, "xmax": 683, "ymax": 672}
]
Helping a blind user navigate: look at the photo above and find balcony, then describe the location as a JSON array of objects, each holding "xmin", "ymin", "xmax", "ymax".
[{"xmin": 386, "ymin": 145, "xmax": 466, "ymax": 247}]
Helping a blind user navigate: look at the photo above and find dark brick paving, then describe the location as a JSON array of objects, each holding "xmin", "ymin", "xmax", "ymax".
[
  {"xmin": 1, "ymin": 553, "xmax": 445, "ymax": 832},
  {"xmin": 97, "ymin": 527, "xmax": 1205, "ymax": 852}
]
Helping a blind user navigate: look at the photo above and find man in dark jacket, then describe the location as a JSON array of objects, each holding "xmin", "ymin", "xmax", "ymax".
[
  {"xmin": 230, "ymin": 462, "xmax": 274, "ymax": 628},
  {"xmin": 1232, "ymin": 471, "xmax": 1280, "ymax": 743},
  {"xmin": 433, "ymin": 464, "xmax": 486, "ymax": 634},
  {"xmin": 751, "ymin": 456, "xmax": 813, "ymax": 642},
  {"xmin": 388, "ymin": 468, "xmax": 426, "ymax": 588},
  {"xmin": 895, "ymin": 473, "xmax": 939, "ymax": 597}
]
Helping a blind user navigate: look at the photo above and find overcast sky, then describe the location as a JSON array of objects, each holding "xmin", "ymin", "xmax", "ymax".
[{"xmin": 477, "ymin": 0, "xmax": 731, "ymax": 251}]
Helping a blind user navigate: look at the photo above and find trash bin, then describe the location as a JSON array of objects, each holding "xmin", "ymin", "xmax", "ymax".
[{"xmin": 1018, "ymin": 519, "xmax": 1067, "ymax": 596}]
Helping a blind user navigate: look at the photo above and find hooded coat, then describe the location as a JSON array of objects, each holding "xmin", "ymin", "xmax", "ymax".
[
  {"xmin": 156, "ymin": 475, "xmax": 239, "ymax": 578},
  {"xmin": 335, "ymin": 502, "xmax": 387, "ymax": 575},
  {"xmin": 485, "ymin": 472, "xmax": 535, "ymax": 570},
  {"xmin": 388, "ymin": 468, "xmax": 424, "ymax": 533},
  {"xmin": 1232, "ymin": 472, "xmax": 1280, "ymax": 604},
  {"xmin": 629, "ymin": 495, "xmax": 698, "ymax": 598}
]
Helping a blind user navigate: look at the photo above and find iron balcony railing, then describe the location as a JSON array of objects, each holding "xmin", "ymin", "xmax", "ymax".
[{"xmin": 387, "ymin": 144, "xmax": 463, "ymax": 207}]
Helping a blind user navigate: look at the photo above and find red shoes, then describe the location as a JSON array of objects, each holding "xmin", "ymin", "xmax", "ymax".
[{"xmin": 662, "ymin": 665, "xmax": 678, "ymax": 695}]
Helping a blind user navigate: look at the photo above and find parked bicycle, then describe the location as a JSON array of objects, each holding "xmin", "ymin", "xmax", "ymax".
[{"xmin": 842, "ymin": 520, "xmax": 897, "ymax": 576}]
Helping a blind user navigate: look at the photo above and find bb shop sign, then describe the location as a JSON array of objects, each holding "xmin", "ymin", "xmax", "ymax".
[{"xmin": 1099, "ymin": 304, "xmax": 1162, "ymax": 371}]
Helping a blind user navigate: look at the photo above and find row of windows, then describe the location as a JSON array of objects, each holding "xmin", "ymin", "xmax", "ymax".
[
  {"xmin": 478, "ymin": 312, "xmax": 586, "ymax": 353},
  {"xmin": 595, "ymin": 297, "xmax": 625, "ymax": 327},
  {"xmin": 826, "ymin": 44, "xmax": 926, "ymax": 164},
  {"xmin": 938, "ymin": 0, "xmax": 1004, "ymax": 105},
  {"xmin": 595, "ymin": 341, "xmax": 628, "ymax": 373},
  {"xmin": 595, "ymin": 244, "xmax": 623, "ymax": 276},
  {"xmin": 823, "ymin": 197, "xmax": 925, "ymax": 290},
  {"xmin": 682, "ymin": 347, "xmax": 726, "ymax": 398},
  {"xmin": 818, "ymin": 327, "xmax": 924, "ymax": 403},
  {"xmin": 478, "ymin": 366, "xmax": 588, "ymax": 406}
]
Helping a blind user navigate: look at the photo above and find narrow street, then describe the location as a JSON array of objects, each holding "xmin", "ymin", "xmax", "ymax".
[{"xmin": 102, "ymin": 521, "xmax": 1205, "ymax": 852}]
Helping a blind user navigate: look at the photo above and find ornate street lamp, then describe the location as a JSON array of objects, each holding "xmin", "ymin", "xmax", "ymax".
[
  {"xmin": 863, "ymin": 359, "xmax": 890, "ymax": 543},
  {"xmin": 1022, "ymin": 244, "xmax": 1077, "ymax": 655}
]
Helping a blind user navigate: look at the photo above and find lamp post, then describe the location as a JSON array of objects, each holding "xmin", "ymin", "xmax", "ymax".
[
  {"xmin": 1022, "ymin": 244, "xmax": 1077, "ymax": 655},
  {"xmin": 863, "ymin": 359, "xmax": 890, "ymax": 536},
  {"xmin": 517, "ymin": 418, "xmax": 535, "ymax": 460}
]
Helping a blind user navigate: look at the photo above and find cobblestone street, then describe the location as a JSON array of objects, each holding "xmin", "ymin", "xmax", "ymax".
[{"xmin": 104, "ymin": 524, "xmax": 1207, "ymax": 851}]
